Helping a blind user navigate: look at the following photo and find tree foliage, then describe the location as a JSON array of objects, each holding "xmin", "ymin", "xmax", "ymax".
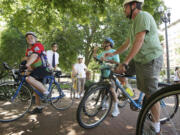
[{"xmin": 0, "ymin": 0, "xmax": 165, "ymax": 72}]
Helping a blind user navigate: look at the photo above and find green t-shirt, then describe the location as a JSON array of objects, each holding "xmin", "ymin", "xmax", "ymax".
[
  {"xmin": 129, "ymin": 11, "xmax": 163, "ymax": 64},
  {"xmin": 97, "ymin": 49, "xmax": 120, "ymax": 78}
]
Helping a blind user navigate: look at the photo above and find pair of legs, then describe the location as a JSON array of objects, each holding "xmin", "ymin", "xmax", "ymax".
[
  {"xmin": 26, "ymin": 76, "xmax": 47, "ymax": 106},
  {"xmin": 135, "ymin": 56, "xmax": 163, "ymax": 133},
  {"xmin": 109, "ymin": 80, "xmax": 120, "ymax": 117},
  {"xmin": 77, "ymin": 78, "xmax": 86, "ymax": 98},
  {"xmin": 26, "ymin": 66, "xmax": 51, "ymax": 112}
]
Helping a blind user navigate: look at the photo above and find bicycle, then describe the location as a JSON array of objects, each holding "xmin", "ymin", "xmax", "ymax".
[
  {"xmin": 136, "ymin": 84, "xmax": 180, "ymax": 135},
  {"xmin": 0, "ymin": 62, "xmax": 74, "ymax": 122},
  {"xmin": 76, "ymin": 60, "xmax": 179, "ymax": 129}
]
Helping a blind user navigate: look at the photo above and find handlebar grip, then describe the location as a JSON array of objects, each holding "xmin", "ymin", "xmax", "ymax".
[
  {"xmin": 59, "ymin": 75, "xmax": 71, "ymax": 78},
  {"xmin": 3, "ymin": 62, "xmax": 11, "ymax": 70}
]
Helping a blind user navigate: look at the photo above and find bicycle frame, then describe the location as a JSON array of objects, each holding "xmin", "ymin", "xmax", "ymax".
[
  {"xmin": 91, "ymin": 65, "xmax": 144, "ymax": 110},
  {"xmin": 113, "ymin": 75, "xmax": 142, "ymax": 110},
  {"xmin": 11, "ymin": 74, "xmax": 65, "ymax": 102},
  {"xmin": 113, "ymin": 74, "xmax": 168, "ymax": 110}
]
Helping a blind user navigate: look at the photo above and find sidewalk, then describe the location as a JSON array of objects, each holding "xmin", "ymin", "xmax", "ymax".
[{"xmin": 0, "ymin": 99, "xmax": 139, "ymax": 135}]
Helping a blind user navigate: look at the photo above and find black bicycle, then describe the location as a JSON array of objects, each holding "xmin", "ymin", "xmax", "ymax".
[{"xmin": 136, "ymin": 84, "xmax": 180, "ymax": 135}]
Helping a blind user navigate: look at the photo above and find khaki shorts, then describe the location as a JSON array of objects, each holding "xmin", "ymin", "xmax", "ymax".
[{"xmin": 135, "ymin": 55, "xmax": 163, "ymax": 95}]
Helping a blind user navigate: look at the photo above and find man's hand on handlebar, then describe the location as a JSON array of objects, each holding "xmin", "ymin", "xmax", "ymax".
[{"xmin": 114, "ymin": 63, "xmax": 126, "ymax": 74}]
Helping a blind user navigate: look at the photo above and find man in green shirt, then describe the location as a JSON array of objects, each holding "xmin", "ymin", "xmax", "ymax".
[{"xmin": 105, "ymin": 0, "xmax": 163, "ymax": 134}]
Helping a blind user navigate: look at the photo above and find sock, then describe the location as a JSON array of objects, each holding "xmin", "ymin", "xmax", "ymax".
[
  {"xmin": 37, "ymin": 106, "xmax": 43, "ymax": 109},
  {"xmin": 114, "ymin": 102, "xmax": 118, "ymax": 108},
  {"xmin": 152, "ymin": 122, "xmax": 160, "ymax": 133},
  {"xmin": 34, "ymin": 105, "xmax": 43, "ymax": 109},
  {"xmin": 114, "ymin": 102, "xmax": 119, "ymax": 112}
]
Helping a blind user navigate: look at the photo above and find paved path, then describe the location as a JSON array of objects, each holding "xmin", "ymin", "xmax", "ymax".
[{"xmin": 0, "ymin": 99, "xmax": 139, "ymax": 135}]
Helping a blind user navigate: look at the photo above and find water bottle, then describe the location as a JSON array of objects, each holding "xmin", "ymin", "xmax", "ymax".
[{"xmin": 124, "ymin": 83, "xmax": 134, "ymax": 97}]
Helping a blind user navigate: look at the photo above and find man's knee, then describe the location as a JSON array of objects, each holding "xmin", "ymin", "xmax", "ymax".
[
  {"xmin": 26, "ymin": 76, "xmax": 35, "ymax": 83},
  {"xmin": 25, "ymin": 76, "xmax": 31, "ymax": 82}
]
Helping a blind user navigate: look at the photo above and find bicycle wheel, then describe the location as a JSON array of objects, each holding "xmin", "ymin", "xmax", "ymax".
[
  {"xmin": 0, "ymin": 83, "xmax": 32, "ymax": 122},
  {"xmin": 50, "ymin": 83, "xmax": 73, "ymax": 110},
  {"xmin": 84, "ymin": 83, "xmax": 98, "ymax": 96},
  {"xmin": 83, "ymin": 83, "xmax": 111, "ymax": 117},
  {"xmin": 136, "ymin": 84, "xmax": 180, "ymax": 135},
  {"xmin": 77, "ymin": 85, "xmax": 113, "ymax": 129}
]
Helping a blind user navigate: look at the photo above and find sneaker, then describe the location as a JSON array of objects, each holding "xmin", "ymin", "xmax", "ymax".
[
  {"xmin": 80, "ymin": 94, "xmax": 84, "ymax": 98},
  {"xmin": 29, "ymin": 107, "xmax": 43, "ymax": 114},
  {"xmin": 150, "ymin": 123, "xmax": 161, "ymax": 135},
  {"xmin": 76, "ymin": 94, "xmax": 80, "ymax": 99},
  {"xmin": 111, "ymin": 107, "xmax": 120, "ymax": 117},
  {"xmin": 149, "ymin": 126, "xmax": 161, "ymax": 135}
]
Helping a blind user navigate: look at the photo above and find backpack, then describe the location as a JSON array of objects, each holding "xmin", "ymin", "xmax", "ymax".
[{"xmin": 40, "ymin": 51, "xmax": 49, "ymax": 68}]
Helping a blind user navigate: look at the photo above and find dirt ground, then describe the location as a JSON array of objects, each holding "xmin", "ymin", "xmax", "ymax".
[{"xmin": 0, "ymin": 98, "xmax": 139, "ymax": 135}]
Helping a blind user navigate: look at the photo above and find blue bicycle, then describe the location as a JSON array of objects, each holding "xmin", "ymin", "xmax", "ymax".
[
  {"xmin": 76, "ymin": 60, "xmax": 179, "ymax": 129},
  {"xmin": 0, "ymin": 62, "xmax": 74, "ymax": 122}
]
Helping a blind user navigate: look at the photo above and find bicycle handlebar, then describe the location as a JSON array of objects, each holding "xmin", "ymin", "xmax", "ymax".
[
  {"xmin": 3, "ymin": 62, "xmax": 11, "ymax": 70},
  {"xmin": 94, "ymin": 57, "xmax": 117, "ymax": 69}
]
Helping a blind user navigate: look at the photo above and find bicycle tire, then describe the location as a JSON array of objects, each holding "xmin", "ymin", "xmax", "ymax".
[
  {"xmin": 50, "ymin": 83, "xmax": 74, "ymax": 110},
  {"xmin": 136, "ymin": 84, "xmax": 180, "ymax": 135},
  {"xmin": 0, "ymin": 83, "xmax": 32, "ymax": 122},
  {"xmin": 82, "ymin": 83, "xmax": 111, "ymax": 117},
  {"xmin": 84, "ymin": 83, "xmax": 98, "ymax": 96},
  {"xmin": 76, "ymin": 85, "xmax": 113, "ymax": 129},
  {"xmin": 84, "ymin": 82, "xmax": 107, "ymax": 96}
]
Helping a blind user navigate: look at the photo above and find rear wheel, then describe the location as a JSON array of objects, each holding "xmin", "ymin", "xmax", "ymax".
[
  {"xmin": 0, "ymin": 83, "xmax": 32, "ymax": 122},
  {"xmin": 50, "ymin": 83, "xmax": 73, "ymax": 110},
  {"xmin": 77, "ymin": 85, "xmax": 113, "ymax": 129}
]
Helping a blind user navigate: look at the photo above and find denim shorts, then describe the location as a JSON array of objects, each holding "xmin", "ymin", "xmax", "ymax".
[{"xmin": 135, "ymin": 55, "xmax": 163, "ymax": 95}]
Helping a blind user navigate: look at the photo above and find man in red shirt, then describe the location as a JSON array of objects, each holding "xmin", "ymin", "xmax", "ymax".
[{"xmin": 23, "ymin": 32, "xmax": 50, "ymax": 114}]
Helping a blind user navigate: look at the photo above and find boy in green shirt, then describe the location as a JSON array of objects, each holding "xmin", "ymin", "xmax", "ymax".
[{"xmin": 93, "ymin": 37, "xmax": 120, "ymax": 117}]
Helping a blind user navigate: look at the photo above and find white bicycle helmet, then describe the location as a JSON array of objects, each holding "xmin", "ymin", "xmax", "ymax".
[
  {"xmin": 25, "ymin": 32, "xmax": 37, "ymax": 38},
  {"xmin": 78, "ymin": 55, "xmax": 83, "ymax": 59},
  {"xmin": 123, "ymin": 0, "xmax": 144, "ymax": 7}
]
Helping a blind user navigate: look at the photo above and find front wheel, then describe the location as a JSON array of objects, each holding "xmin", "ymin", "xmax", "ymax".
[
  {"xmin": 50, "ymin": 83, "xmax": 74, "ymax": 110},
  {"xmin": 0, "ymin": 83, "xmax": 32, "ymax": 122},
  {"xmin": 77, "ymin": 85, "xmax": 113, "ymax": 129},
  {"xmin": 136, "ymin": 84, "xmax": 180, "ymax": 135}
]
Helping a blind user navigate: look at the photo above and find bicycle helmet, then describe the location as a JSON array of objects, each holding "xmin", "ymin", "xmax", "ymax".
[
  {"xmin": 25, "ymin": 32, "xmax": 37, "ymax": 38},
  {"xmin": 78, "ymin": 55, "xmax": 83, "ymax": 59},
  {"xmin": 105, "ymin": 37, "xmax": 115, "ymax": 48},
  {"xmin": 123, "ymin": 0, "xmax": 144, "ymax": 7},
  {"xmin": 123, "ymin": 0, "xmax": 144, "ymax": 19}
]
